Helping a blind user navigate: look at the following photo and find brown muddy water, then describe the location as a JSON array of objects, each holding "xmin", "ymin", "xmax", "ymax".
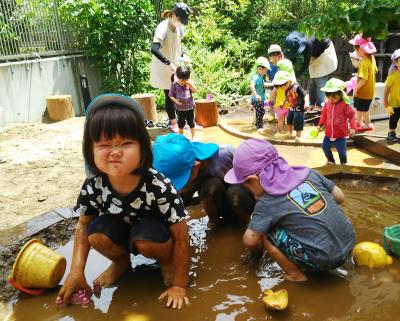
[{"xmin": 2, "ymin": 177, "xmax": 400, "ymax": 321}]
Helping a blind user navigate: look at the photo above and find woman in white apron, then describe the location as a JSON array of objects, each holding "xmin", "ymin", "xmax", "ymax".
[
  {"xmin": 150, "ymin": 3, "xmax": 191, "ymax": 132},
  {"xmin": 284, "ymin": 31, "xmax": 338, "ymax": 110}
]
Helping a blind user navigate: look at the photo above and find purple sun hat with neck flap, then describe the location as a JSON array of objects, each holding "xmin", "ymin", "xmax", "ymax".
[{"xmin": 224, "ymin": 138, "xmax": 310, "ymax": 196}]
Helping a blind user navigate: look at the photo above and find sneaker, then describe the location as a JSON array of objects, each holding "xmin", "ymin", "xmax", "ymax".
[
  {"xmin": 257, "ymin": 128, "xmax": 265, "ymax": 134},
  {"xmin": 387, "ymin": 132, "xmax": 399, "ymax": 143},
  {"xmin": 194, "ymin": 123, "xmax": 203, "ymax": 130},
  {"xmin": 325, "ymin": 161, "xmax": 335, "ymax": 165},
  {"xmin": 170, "ymin": 123, "xmax": 179, "ymax": 133},
  {"xmin": 294, "ymin": 136, "xmax": 302, "ymax": 142}
]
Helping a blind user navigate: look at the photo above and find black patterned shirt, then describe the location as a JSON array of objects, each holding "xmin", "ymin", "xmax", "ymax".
[{"xmin": 74, "ymin": 168, "xmax": 187, "ymax": 226}]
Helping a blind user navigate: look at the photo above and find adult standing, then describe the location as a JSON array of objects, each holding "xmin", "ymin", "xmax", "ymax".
[
  {"xmin": 150, "ymin": 3, "xmax": 191, "ymax": 132},
  {"xmin": 284, "ymin": 31, "xmax": 338, "ymax": 110}
]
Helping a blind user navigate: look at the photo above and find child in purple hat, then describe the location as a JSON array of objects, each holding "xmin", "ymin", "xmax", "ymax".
[{"xmin": 224, "ymin": 138, "xmax": 355, "ymax": 281}]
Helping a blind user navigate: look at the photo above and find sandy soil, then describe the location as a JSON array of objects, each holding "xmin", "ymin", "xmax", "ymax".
[
  {"xmin": 0, "ymin": 102, "xmax": 248, "ymax": 232},
  {"xmin": 0, "ymin": 117, "xmax": 86, "ymax": 231}
]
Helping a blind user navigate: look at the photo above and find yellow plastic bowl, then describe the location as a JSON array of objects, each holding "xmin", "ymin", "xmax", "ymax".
[
  {"xmin": 353, "ymin": 241, "xmax": 393, "ymax": 269},
  {"xmin": 10, "ymin": 239, "xmax": 66, "ymax": 289},
  {"xmin": 262, "ymin": 289, "xmax": 288, "ymax": 310}
]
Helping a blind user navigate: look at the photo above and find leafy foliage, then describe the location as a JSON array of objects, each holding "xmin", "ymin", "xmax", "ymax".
[
  {"xmin": 59, "ymin": 0, "xmax": 155, "ymax": 94},
  {"xmin": 299, "ymin": 0, "xmax": 400, "ymax": 40}
]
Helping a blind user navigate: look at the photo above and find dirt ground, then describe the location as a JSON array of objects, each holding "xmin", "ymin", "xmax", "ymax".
[
  {"xmin": 0, "ymin": 117, "xmax": 86, "ymax": 231},
  {"xmin": 0, "ymin": 101, "xmax": 250, "ymax": 232}
]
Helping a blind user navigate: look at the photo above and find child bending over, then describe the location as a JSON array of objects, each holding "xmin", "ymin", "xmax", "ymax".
[{"xmin": 224, "ymin": 138, "xmax": 355, "ymax": 281}]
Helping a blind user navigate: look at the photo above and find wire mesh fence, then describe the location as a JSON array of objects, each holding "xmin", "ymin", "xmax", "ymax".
[
  {"xmin": 0, "ymin": 0, "xmax": 163, "ymax": 63},
  {"xmin": 0, "ymin": 0, "xmax": 81, "ymax": 62}
]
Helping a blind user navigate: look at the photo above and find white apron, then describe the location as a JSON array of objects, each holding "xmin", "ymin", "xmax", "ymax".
[
  {"xmin": 150, "ymin": 19, "xmax": 183, "ymax": 90},
  {"xmin": 309, "ymin": 42, "xmax": 338, "ymax": 78}
]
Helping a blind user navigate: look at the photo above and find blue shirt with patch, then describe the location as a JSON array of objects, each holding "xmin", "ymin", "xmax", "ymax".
[{"xmin": 248, "ymin": 169, "xmax": 355, "ymax": 266}]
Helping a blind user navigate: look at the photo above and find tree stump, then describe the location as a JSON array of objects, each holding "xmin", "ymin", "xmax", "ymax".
[
  {"xmin": 195, "ymin": 99, "xmax": 218, "ymax": 127},
  {"xmin": 46, "ymin": 95, "xmax": 75, "ymax": 122},
  {"xmin": 131, "ymin": 93, "xmax": 158, "ymax": 122}
]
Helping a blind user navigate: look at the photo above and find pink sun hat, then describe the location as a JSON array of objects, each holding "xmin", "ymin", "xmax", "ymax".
[
  {"xmin": 224, "ymin": 139, "xmax": 310, "ymax": 196},
  {"xmin": 349, "ymin": 34, "xmax": 376, "ymax": 55}
]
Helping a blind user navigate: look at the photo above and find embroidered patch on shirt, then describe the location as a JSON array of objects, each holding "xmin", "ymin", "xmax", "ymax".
[{"xmin": 287, "ymin": 181, "xmax": 327, "ymax": 215}]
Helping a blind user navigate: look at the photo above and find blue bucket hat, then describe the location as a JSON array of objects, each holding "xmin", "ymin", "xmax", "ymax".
[
  {"xmin": 284, "ymin": 31, "xmax": 308, "ymax": 59},
  {"xmin": 153, "ymin": 133, "xmax": 219, "ymax": 190},
  {"xmin": 86, "ymin": 93, "xmax": 144, "ymax": 119}
]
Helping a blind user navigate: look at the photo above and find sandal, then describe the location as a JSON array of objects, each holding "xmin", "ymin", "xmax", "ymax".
[
  {"xmin": 147, "ymin": 120, "xmax": 155, "ymax": 128},
  {"xmin": 156, "ymin": 122, "xmax": 168, "ymax": 128}
]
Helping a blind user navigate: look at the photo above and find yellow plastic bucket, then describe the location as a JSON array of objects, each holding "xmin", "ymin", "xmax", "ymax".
[{"xmin": 10, "ymin": 239, "xmax": 66, "ymax": 289}]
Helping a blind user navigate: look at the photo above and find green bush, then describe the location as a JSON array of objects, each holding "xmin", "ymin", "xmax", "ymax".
[{"xmin": 59, "ymin": 0, "xmax": 155, "ymax": 95}]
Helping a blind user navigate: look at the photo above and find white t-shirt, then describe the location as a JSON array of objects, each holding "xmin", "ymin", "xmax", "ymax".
[{"xmin": 150, "ymin": 19, "xmax": 184, "ymax": 90}]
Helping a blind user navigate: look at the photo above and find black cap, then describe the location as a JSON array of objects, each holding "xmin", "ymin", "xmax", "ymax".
[
  {"xmin": 173, "ymin": 2, "xmax": 191, "ymax": 25},
  {"xmin": 284, "ymin": 31, "xmax": 308, "ymax": 59}
]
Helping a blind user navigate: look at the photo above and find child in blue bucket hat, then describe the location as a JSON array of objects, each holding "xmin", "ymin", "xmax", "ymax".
[
  {"xmin": 153, "ymin": 133, "xmax": 255, "ymax": 226},
  {"xmin": 224, "ymin": 138, "xmax": 355, "ymax": 281}
]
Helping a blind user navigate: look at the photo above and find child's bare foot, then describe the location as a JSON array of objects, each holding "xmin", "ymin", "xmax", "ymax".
[
  {"xmin": 93, "ymin": 256, "xmax": 130, "ymax": 288},
  {"xmin": 160, "ymin": 261, "xmax": 174, "ymax": 287},
  {"xmin": 283, "ymin": 271, "xmax": 308, "ymax": 282}
]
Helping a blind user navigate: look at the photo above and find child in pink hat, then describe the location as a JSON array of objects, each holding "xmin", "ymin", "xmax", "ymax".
[
  {"xmin": 224, "ymin": 138, "xmax": 355, "ymax": 281},
  {"xmin": 349, "ymin": 34, "xmax": 378, "ymax": 131},
  {"xmin": 383, "ymin": 48, "xmax": 400, "ymax": 142}
]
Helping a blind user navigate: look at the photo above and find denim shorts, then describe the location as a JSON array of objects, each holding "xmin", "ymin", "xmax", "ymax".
[
  {"xmin": 286, "ymin": 110, "xmax": 304, "ymax": 131},
  {"xmin": 87, "ymin": 215, "xmax": 170, "ymax": 254}
]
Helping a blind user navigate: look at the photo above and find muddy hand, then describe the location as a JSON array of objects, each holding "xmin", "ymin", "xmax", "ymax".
[
  {"xmin": 57, "ymin": 272, "xmax": 92, "ymax": 306},
  {"xmin": 158, "ymin": 286, "xmax": 189, "ymax": 309}
]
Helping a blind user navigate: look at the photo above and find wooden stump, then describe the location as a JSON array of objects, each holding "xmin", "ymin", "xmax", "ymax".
[
  {"xmin": 46, "ymin": 95, "xmax": 75, "ymax": 122},
  {"xmin": 131, "ymin": 93, "xmax": 158, "ymax": 122},
  {"xmin": 195, "ymin": 99, "xmax": 218, "ymax": 127}
]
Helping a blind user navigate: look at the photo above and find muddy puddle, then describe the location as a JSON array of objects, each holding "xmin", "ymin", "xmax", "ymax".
[{"xmin": 2, "ymin": 178, "xmax": 400, "ymax": 321}]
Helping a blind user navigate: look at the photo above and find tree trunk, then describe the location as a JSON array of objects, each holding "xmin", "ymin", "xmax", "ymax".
[
  {"xmin": 46, "ymin": 95, "xmax": 75, "ymax": 122},
  {"xmin": 131, "ymin": 94, "xmax": 158, "ymax": 122}
]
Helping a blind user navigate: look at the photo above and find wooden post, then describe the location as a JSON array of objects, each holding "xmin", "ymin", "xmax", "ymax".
[
  {"xmin": 195, "ymin": 99, "xmax": 218, "ymax": 127},
  {"xmin": 131, "ymin": 93, "xmax": 158, "ymax": 122},
  {"xmin": 46, "ymin": 95, "xmax": 75, "ymax": 122}
]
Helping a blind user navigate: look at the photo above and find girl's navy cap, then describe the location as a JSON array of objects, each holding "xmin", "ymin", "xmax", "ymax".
[{"xmin": 86, "ymin": 93, "xmax": 144, "ymax": 120}]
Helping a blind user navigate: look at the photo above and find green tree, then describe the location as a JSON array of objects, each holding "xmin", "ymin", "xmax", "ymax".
[
  {"xmin": 59, "ymin": 0, "xmax": 155, "ymax": 94},
  {"xmin": 299, "ymin": 0, "xmax": 400, "ymax": 40}
]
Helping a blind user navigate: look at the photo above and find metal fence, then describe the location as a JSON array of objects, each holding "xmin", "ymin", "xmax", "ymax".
[
  {"xmin": 0, "ymin": 0, "xmax": 81, "ymax": 62},
  {"xmin": 0, "ymin": 0, "xmax": 163, "ymax": 63}
]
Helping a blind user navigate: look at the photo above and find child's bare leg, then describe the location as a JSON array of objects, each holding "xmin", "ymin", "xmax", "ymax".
[
  {"xmin": 190, "ymin": 127, "xmax": 195, "ymax": 140},
  {"xmin": 179, "ymin": 128, "xmax": 184, "ymax": 135},
  {"xmin": 89, "ymin": 233, "xmax": 131, "ymax": 288},
  {"xmin": 356, "ymin": 110, "xmax": 363, "ymax": 125},
  {"xmin": 287, "ymin": 125, "xmax": 293, "ymax": 137},
  {"xmin": 296, "ymin": 130, "xmax": 302, "ymax": 138},
  {"xmin": 201, "ymin": 195, "xmax": 219, "ymax": 228},
  {"xmin": 134, "ymin": 239, "xmax": 174, "ymax": 286},
  {"xmin": 362, "ymin": 111, "xmax": 371, "ymax": 125},
  {"xmin": 262, "ymin": 236, "xmax": 307, "ymax": 282}
]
